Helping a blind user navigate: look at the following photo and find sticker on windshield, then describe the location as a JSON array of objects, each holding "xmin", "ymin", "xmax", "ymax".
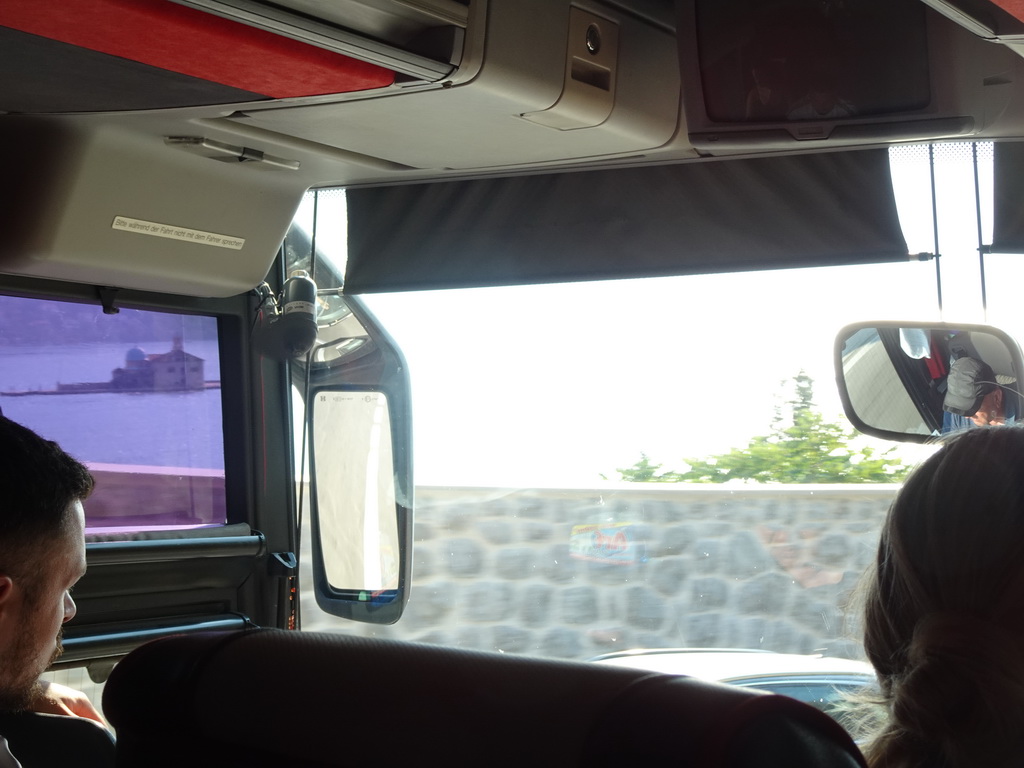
[
  {"xmin": 112, "ymin": 216, "xmax": 245, "ymax": 250},
  {"xmin": 570, "ymin": 523, "xmax": 647, "ymax": 565}
]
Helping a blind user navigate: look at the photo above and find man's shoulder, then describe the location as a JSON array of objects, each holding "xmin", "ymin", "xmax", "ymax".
[
  {"xmin": 0, "ymin": 737, "xmax": 21, "ymax": 768},
  {"xmin": 0, "ymin": 712, "xmax": 114, "ymax": 768}
]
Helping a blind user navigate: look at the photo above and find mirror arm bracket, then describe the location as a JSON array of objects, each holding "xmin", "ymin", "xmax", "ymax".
[
  {"xmin": 97, "ymin": 286, "xmax": 120, "ymax": 315},
  {"xmin": 269, "ymin": 551, "xmax": 297, "ymax": 577}
]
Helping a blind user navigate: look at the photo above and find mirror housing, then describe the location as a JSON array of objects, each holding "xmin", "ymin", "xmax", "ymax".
[
  {"xmin": 835, "ymin": 321, "xmax": 1024, "ymax": 443},
  {"xmin": 304, "ymin": 295, "xmax": 413, "ymax": 625}
]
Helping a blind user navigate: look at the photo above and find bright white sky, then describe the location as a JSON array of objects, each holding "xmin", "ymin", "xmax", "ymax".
[{"xmin": 301, "ymin": 142, "xmax": 1024, "ymax": 487}]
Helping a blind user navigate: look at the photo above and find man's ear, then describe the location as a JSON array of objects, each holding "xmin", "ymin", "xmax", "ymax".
[{"xmin": 0, "ymin": 576, "xmax": 15, "ymax": 609}]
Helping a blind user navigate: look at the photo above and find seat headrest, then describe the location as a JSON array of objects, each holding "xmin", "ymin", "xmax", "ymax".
[{"xmin": 104, "ymin": 628, "xmax": 866, "ymax": 767}]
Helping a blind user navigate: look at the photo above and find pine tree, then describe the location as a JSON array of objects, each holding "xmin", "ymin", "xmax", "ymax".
[{"xmin": 616, "ymin": 372, "xmax": 909, "ymax": 484}]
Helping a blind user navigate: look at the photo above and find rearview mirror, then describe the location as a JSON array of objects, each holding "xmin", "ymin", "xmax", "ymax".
[
  {"xmin": 835, "ymin": 322, "xmax": 1024, "ymax": 443},
  {"xmin": 304, "ymin": 294, "xmax": 412, "ymax": 625}
]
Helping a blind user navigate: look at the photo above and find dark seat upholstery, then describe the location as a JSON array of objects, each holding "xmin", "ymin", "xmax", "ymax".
[
  {"xmin": 103, "ymin": 628, "xmax": 867, "ymax": 767},
  {"xmin": 0, "ymin": 710, "xmax": 115, "ymax": 768}
]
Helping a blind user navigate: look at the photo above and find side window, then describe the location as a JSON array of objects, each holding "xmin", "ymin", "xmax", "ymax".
[{"xmin": 0, "ymin": 295, "xmax": 226, "ymax": 532}]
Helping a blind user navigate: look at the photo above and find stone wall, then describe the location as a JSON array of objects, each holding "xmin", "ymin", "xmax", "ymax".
[
  {"xmin": 51, "ymin": 483, "xmax": 899, "ymax": 717},
  {"xmin": 301, "ymin": 484, "xmax": 899, "ymax": 661}
]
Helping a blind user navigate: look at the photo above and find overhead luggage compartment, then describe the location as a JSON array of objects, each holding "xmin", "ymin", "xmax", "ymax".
[
  {"xmin": 0, "ymin": 0, "xmax": 397, "ymax": 113},
  {"xmin": 230, "ymin": 0, "xmax": 687, "ymax": 171}
]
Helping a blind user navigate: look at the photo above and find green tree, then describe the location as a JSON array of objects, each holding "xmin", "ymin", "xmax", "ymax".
[{"xmin": 616, "ymin": 372, "xmax": 909, "ymax": 484}]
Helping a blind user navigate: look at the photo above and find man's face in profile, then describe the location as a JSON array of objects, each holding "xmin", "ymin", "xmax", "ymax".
[
  {"xmin": 0, "ymin": 501, "xmax": 86, "ymax": 711},
  {"xmin": 972, "ymin": 389, "xmax": 1006, "ymax": 426}
]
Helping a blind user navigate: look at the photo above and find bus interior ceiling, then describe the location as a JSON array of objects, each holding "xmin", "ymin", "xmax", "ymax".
[{"xmin": 3, "ymin": 0, "xmax": 1024, "ymax": 296}]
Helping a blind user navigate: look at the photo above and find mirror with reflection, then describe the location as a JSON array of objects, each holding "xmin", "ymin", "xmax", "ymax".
[
  {"xmin": 835, "ymin": 322, "xmax": 1024, "ymax": 442},
  {"xmin": 311, "ymin": 390, "xmax": 401, "ymax": 595}
]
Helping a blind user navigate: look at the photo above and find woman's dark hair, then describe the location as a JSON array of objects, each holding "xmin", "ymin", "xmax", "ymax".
[
  {"xmin": 863, "ymin": 426, "xmax": 1024, "ymax": 767},
  {"xmin": 0, "ymin": 417, "xmax": 93, "ymax": 580}
]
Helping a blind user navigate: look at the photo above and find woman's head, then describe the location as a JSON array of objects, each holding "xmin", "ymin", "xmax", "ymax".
[{"xmin": 864, "ymin": 426, "xmax": 1024, "ymax": 767}]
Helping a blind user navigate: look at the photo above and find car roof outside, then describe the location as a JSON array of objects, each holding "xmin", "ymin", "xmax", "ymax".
[{"xmin": 590, "ymin": 648, "xmax": 875, "ymax": 683}]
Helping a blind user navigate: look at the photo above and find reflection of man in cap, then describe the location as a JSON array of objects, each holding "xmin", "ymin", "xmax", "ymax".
[{"xmin": 943, "ymin": 357, "xmax": 1014, "ymax": 427}]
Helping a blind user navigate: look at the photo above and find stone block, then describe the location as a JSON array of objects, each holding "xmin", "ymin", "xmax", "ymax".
[
  {"xmin": 651, "ymin": 557, "xmax": 688, "ymax": 596},
  {"xmin": 480, "ymin": 499, "xmax": 517, "ymax": 518},
  {"xmin": 797, "ymin": 523, "xmax": 827, "ymax": 540},
  {"xmin": 477, "ymin": 519, "xmax": 515, "ymax": 545},
  {"xmin": 522, "ymin": 521, "xmax": 554, "ymax": 542},
  {"xmin": 698, "ymin": 522, "xmax": 731, "ymax": 537},
  {"xmin": 440, "ymin": 505, "xmax": 475, "ymax": 531},
  {"xmin": 683, "ymin": 503, "xmax": 709, "ymax": 520},
  {"xmin": 495, "ymin": 547, "xmax": 536, "ymax": 580},
  {"xmin": 726, "ymin": 531, "xmax": 775, "ymax": 578},
  {"xmin": 521, "ymin": 585, "xmax": 552, "ymax": 627},
  {"xmin": 562, "ymin": 586, "xmax": 599, "ymax": 625},
  {"xmin": 611, "ymin": 500, "xmax": 637, "ymax": 518},
  {"xmin": 445, "ymin": 537, "xmax": 485, "ymax": 578},
  {"xmin": 735, "ymin": 572, "xmax": 792, "ymax": 615},
  {"xmin": 518, "ymin": 502, "xmax": 547, "ymax": 520},
  {"xmin": 586, "ymin": 560, "xmax": 639, "ymax": 586},
  {"xmin": 542, "ymin": 502, "xmax": 571, "ymax": 525},
  {"xmin": 693, "ymin": 538, "xmax": 722, "ymax": 574},
  {"xmin": 463, "ymin": 581, "xmax": 516, "ymax": 622},
  {"xmin": 686, "ymin": 612, "xmax": 723, "ymax": 647},
  {"xmin": 690, "ymin": 577, "xmax": 729, "ymax": 610},
  {"xmin": 541, "ymin": 627, "xmax": 583, "ymax": 659},
  {"xmin": 413, "ymin": 546, "xmax": 434, "ymax": 579},
  {"xmin": 648, "ymin": 500, "xmax": 684, "ymax": 524},
  {"xmin": 541, "ymin": 544, "xmax": 577, "ymax": 583},
  {"xmin": 625, "ymin": 586, "xmax": 666, "ymax": 630},
  {"xmin": 814, "ymin": 533, "xmax": 852, "ymax": 566},
  {"xmin": 652, "ymin": 525, "xmax": 696, "ymax": 557},
  {"xmin": 413, "ymin": 521, "xmax": 434, "ymax": 542}
]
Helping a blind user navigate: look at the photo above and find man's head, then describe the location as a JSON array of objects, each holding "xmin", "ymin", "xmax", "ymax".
[
  {"xmin": 972, "ymin": 387, "xmax": 1007, "ymax": 426},
  {"xmin": 0, "ymin": 417, "xmax": 93, "ymax": 711},
  {"xmin": 943, "ymin": 356, "xmax": 998, "ymax": 417}
]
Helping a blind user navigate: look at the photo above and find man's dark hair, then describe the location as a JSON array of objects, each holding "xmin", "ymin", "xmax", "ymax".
[{"xmin": 0, "ymin": 417, "xmax": 93, "ymax": 579}]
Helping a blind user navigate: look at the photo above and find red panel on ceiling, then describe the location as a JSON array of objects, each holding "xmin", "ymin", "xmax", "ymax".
[
  {"xmin": 0, "ymin": 0, "xmax": 395, "ymax": 99},
  {"xmin": 992, "ymin": 0, "xmax": 1024, "ymax": 20}
]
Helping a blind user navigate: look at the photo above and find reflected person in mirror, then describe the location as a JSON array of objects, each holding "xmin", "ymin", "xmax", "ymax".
[
  {"xmin": 942, "ymin": 356, "xmax": 1016, "ymax": 430},
  {"xmin": 0, "ymin": 417, "xmax": 107, "ymax": 766},
  {"xmin": 858, "ymin": 427, "xmax": 1024, "ymax": 767}
]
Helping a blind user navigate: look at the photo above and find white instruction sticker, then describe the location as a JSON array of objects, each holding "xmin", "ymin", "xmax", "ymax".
[{"xmin": 112, "ymin": 216, "xmax": 245, "ymax": 250}]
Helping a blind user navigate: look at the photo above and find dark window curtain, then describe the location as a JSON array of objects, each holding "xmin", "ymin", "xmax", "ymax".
[
  {"xmin": 990, "ymin": 140, "xmax": 1024, "ymax": 253},
  {"xmin": 344, "ymin": 148, "xmax": 908, "ymax": 293}
]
